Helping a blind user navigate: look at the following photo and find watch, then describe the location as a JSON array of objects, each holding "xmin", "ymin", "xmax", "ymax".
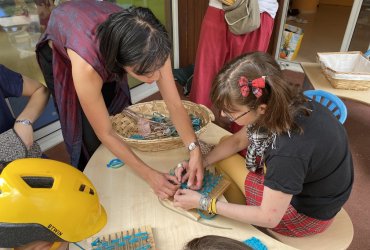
[
  {"xmin": 188, "ymin": 141, "xmax": 199, "ymax": 151},
  {"xmin": 15, "ymin": 119, "xmax": 33, "ymax": 126}
]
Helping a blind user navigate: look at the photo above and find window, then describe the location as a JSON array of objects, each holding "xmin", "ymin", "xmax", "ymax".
[{"xmin": 0, "ymin": 0, "xmax": 173, "ymax": 150}]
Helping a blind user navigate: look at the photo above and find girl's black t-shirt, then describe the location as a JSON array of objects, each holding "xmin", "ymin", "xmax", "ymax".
[{"xmin": 263, "ymin": 101, "xmax": 353, "ymax": 220}]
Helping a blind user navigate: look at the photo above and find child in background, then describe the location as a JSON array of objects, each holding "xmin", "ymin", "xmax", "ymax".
[
  {"xmin": 174, "ymin": 52, "xmax": 353, "ymax": 237},
  {"xmin": 15, "ymin": 241, "xmax": 68, "ymax": 250},
  {"xmin": 184, "ymin": 235, "xmax": 252, "ymax": 250}
]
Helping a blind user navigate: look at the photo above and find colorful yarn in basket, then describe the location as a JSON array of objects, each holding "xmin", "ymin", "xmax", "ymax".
[{"xmin": 110, "ymin": 100, "xmax": 214, "ymax": 152}]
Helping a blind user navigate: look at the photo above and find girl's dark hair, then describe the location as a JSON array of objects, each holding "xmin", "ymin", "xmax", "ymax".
[
  {"xmin": 97, "ymin": 6, "xmax": 171, "ymax": 76},
  {"xmin": 211, "ymin": 52, "xmax": 307, "ymax": 134},
  {"xmin": 184, "ymin": 235, "xmax": 252, "ymax": 250}
]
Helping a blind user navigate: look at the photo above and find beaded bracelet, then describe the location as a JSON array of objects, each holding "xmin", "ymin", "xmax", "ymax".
[{"xmin": 199, "ymin": 195, "xmax": 211, "ymax": 211}]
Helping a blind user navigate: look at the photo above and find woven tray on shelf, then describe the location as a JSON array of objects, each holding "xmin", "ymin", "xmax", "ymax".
[
  {"xmin": 110, "ymin": 100, "xmax": 215, "ymax": 152},
  {"xmin": 317, "ymin": 51, "xmax": 370, "ymax": 91}
]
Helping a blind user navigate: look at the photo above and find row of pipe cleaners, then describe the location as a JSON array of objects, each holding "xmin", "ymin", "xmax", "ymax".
[{"xmin": 90, "ymin": 229, "xmax": 152, "ymax": 250}]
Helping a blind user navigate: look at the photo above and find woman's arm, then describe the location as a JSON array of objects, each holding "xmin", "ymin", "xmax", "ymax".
[
  {"xmin": 68, "ymin": 49, "xmax": 179, "ymax": 199},
  {"xmin": 14, "ymin": 75, "xmax": 50, "ymax": 148},
  {"xmin": 156, "ymin": 57, "xmax": 203, "ymax": 190},
  {"xmin": 174, "ymin": 186, "xmax": 292, "ymax": 228}
]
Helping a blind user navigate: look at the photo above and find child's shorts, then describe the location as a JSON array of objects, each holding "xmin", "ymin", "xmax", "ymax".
[{"xmin": 245, "ymin": 171, "xmax": 334, "ymax": 237}]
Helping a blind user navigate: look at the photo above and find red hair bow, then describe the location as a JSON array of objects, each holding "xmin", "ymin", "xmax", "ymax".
[{"xmin": 238, "ymin": 76, "xmax": 266, "ymax": 98}]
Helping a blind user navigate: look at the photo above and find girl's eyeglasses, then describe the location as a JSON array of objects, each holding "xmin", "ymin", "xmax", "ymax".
[{"xmin": 223, "ymin": 109, "xmax": 252, "ymax": 122}]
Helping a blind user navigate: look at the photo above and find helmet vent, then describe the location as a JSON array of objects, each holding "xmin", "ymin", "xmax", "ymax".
[
  {"xmin": 22, "ymin": 176, "xmax": 54, "ymax": 188},
  {"xmin": 79, "ymin": 184, "xmax": 86, "ymax": 192},
  {"xmin": 78, "ymin": 184, "xmax": 95, "ymax": 195}
]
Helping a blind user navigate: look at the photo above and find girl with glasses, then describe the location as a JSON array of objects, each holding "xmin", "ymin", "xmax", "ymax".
[{"xmin": 173, "ymin": 52, "xmax": 353, "ymax": 237}]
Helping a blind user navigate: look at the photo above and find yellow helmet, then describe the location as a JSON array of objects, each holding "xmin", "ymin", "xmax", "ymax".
[{"xmin": 0, "ymin": 158, "xmax": 107, "ymax": 247}]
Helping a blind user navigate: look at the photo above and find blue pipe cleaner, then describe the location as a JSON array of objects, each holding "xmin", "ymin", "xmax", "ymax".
[
  {"xmin": 130, "ymin": 134, "xmax": 144, "ymax": 140},
  {"xmin": 107, "ymin": 158, "xmax": 125, "ymax": 169},
  {"xmin": 243, "ymin": 237, "xmax": 268, "ymax": 250}
]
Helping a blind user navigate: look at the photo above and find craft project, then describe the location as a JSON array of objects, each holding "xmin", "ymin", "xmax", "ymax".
[
  {"xmin": 87, "ymin": 225, "xmax": 156, "ymax": 250},
  {"xmin": 164, "ymin": 169, "xmax": 230, "ymax": 221}
]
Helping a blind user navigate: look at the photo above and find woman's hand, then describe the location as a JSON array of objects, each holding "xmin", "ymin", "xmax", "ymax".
[
  {"xmin": 147, "ymin": 169, "xmax": 180, "ymax": 199},
  {"xmin": 175, "ymin": 153, "xmax": 204, "ymax": 190},
  {"xmin": 14, "ymin": 123, "xmax": 34, "ymax": 149},
  {"xmin": 185, "ymin": 149, "xmax": 204, "ymax": 190},
  {"xmin": 174, "ymin": 160, "xmax": 189, "ymax": 183},
  {"xmin": 173, "ymin": 188, "xmax": 202, "ymax": 210}
]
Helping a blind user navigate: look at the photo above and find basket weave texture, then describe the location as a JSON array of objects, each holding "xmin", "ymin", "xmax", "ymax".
[
  {"xmin": 317, "ymin": 51, "xmax": 370, "ymax": 91},
  {"xmin": 110, "ymin": 100, "xmax": 215, "ymax": 152}
]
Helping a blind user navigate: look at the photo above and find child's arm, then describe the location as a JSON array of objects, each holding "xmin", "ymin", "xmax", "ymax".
[
  {"xmin": 217, "ymin": 186, "xmax": 292, "ymax": 228},
  {"xmin": 203, "ymin": 127, "xmax": 249, "ymax": 167},
  {"xmin": 174, "ymin": 186, "xmax": 292, "ymax": 228}
]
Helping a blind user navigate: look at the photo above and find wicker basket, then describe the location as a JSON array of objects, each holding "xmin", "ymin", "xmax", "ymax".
[
  {"xmin": 110, "ymin": 100, "xmax": 215, "ymax": 152},
  {"xmin": 317, "ymin": 51, "xmax": 370, "ymax": 91}
]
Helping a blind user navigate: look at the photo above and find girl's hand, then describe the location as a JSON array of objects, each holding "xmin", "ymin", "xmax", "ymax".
[
  {"xmin": 147, "ymin": 169, "xmax": 180, "ymax": 199},
  {"xmin": 173, "ymin": 188, "xmax": 202, "ymax": 210}
]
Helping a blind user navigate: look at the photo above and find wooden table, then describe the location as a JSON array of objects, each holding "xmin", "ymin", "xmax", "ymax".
[
  {"xmin": 70, "ymin": 123, "xmax": 296, "ymax": 250},
  {"xmin": 301, "ymin": 62, "xmax": 370, "ymax": 105}
]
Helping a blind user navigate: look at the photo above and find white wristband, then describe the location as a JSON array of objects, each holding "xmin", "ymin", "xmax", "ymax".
[{"xmin": 15, "ymin": 119, "xmax": 33, "ymax": 126}]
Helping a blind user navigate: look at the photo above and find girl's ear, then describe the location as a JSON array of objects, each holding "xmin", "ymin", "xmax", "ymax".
[{"xmin": 257, "ymin": 104, "xmax": 267, "ymax": 115}]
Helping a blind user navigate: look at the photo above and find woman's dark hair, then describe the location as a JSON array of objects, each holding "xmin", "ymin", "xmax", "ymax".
[
  {"xmin": 211, "ymin": 52, "xmax": 307, "ymax": 134},
  {"xmin": 97, "ymin": 6, "xmax": 171, "ymax": 76},
  {"xmin": 184, "ymin": 235, "xmax": 252, "ymax": 250}
]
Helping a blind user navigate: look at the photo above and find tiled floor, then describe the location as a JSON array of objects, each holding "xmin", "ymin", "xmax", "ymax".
[
  {"xmin": 286, "ymin": 4, "xmax": 351, "ymax": 63},
  {"xmin": 286, "ymin": 4, "xmax": 370, "ymax": 63}
]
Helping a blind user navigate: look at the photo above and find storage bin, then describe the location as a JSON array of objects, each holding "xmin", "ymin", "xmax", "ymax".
[{"xmin": 317, "ymin": 51, "xmax": 370, "ymax": 90}]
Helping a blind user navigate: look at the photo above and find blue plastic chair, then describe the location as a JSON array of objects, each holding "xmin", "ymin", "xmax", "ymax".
[
  {"xmin": 304, "ymin": 90, "xmax": 347, "ymax": 124},
  {"xmin": 364, "ymin": 49, "xmax": 370, "ymax": 59}
]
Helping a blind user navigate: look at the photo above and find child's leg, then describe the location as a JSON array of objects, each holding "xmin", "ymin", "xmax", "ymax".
[{"xmin": 215, "ymin": 153, "xmax": 249, "ymax": 205}]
